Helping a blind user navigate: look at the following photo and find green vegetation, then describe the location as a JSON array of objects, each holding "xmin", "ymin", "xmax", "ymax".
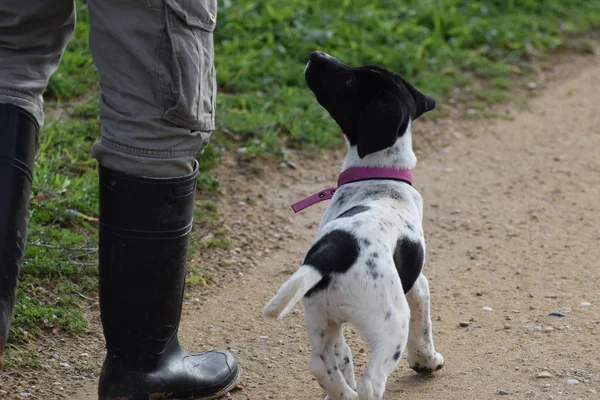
[
  {"xmin": 8, "ymin": 0, "xmax": 600, "ymax": 350},
  {"xmin": 214, "ymin": 0, "xmax": 600, "ymax": 154}
]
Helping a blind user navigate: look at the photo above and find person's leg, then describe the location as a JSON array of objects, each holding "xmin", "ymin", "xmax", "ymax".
[
  {"xmin": 88, "ymin": 1, "xmax": 238, "ymax": 398},
  {"xmin": 0, "ymin": 0, "xmax": 75, "ymax": 366}
]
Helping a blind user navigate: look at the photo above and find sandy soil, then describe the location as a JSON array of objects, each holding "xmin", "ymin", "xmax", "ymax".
[{"xmin": 1, "ymin": 54, "xmax": 599, "ymax": 400}]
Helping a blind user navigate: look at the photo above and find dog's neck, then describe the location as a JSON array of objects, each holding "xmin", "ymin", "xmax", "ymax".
[{"xmin": 341, "ymin": 123, "xmax": 417, "ymax": 172}]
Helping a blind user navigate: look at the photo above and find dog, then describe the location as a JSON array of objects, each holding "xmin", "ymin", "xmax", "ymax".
[{"xmin": 263, "ymin": 51, "xmax": 444, "ymax": 400}]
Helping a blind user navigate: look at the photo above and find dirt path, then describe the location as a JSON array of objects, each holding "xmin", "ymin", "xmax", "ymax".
[{"xmin": 2, "ymin": 56, "xmax": 600, "ymax": 399}]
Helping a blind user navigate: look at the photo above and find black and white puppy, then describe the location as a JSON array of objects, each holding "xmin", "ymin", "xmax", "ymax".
[{"xmin": 264, "ymin": 52, "xmax": 444, "ymax": 400}]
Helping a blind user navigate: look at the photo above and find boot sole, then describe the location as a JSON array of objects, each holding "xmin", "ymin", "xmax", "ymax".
[
  {"xmin": 189, "ymin": 368, "xmax": 241, "ymax": 400},
  {"xmin": 100, "ymin": 368, "xmax": 240, "ymax": 400}
]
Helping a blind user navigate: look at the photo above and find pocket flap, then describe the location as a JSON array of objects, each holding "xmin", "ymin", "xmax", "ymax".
[{"xmin": 165, "ymin": 0, "xmax": 217, "ymax": 31}]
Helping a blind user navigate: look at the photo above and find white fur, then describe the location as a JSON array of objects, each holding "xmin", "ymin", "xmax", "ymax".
[{"xmin": 264, "ymin": 123, "xmax": 443, "ymax": 400}]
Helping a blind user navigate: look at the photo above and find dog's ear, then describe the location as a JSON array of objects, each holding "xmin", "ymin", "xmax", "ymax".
[
  {"xmin": 355, "ymin": 91, "xmax": 408, "ymax": 159},
  {"xmin": 399, "ymin": 77, "xmax": 436, "ymax": 119}
]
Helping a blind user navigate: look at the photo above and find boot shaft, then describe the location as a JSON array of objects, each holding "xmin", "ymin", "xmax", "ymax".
[
  {"xmin": 0, "ymin": 103, "xmax": 39, "ymax": 361},
  {"xmin": 98, "ymin": 164, "xmax": 198, "ymax": 364}
]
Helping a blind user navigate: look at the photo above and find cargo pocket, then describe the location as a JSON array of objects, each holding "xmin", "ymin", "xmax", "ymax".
[{"xmin": 157, "ymin": 0, "xmax": 217, "ymax": 131}]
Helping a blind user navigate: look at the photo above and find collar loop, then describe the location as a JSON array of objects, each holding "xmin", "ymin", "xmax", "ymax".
[{"xmin": 291, "ymin": 167, "xmax": 412, "ymax": 213}]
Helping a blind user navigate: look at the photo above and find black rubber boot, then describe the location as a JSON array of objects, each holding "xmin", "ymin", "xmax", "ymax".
[
  {"xmin": 97, "ymin": 164, "xmax": 239, "ymax": 400},
  {"xmin": 0, "ymin": 104, "xmax": 38, "ymax": 367}
]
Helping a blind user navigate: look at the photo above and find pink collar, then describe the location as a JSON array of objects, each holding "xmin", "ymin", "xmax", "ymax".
[{"xmin": 291, "ymin": 167, "xmax": 412, "ymax": 213}]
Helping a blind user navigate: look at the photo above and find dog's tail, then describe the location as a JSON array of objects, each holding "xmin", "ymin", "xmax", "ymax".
[{"xmin": 263, "ymin": 265, "xmax": 323, "ymax": 319}]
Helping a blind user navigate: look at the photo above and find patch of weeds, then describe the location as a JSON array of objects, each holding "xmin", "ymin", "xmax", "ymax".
[
  {"xmin": 193, "ymin": 200, "xmax": 220, "ymax": 225},
  {"xmin": 490, "ymin": 78, "xmax": 511, "ymax": 90},
  {"xmin": 186, "ymin": 269, "xmax": 213, "ymax": 287},
  {"xmin": 197, "ymin": 142, "xmax": 221, "ymax": 193},
  {"xmin": 472, "ymin": 88, "xmax": 509, "ymax": 103},
  {"xmin": 72, "ymin": 97, "xmax": 100, "ymax": 119},
  {"xmin": 10, "ymin": 285, "xmax": 88, "ymax": 343},
  {"xmin": 3, "ymin": 349, "xmax": 42, "ymax": 369},
  {"xmin": 198, "ymin": 228, "xmax": 232, "ymax": 250}
]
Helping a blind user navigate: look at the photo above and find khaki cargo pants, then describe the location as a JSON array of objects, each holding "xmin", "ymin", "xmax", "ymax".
[{"xmin": 0, "ymin": 0, "xmax": 217, "ymax": 177}]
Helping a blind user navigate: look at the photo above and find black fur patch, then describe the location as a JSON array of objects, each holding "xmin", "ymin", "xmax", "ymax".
[
  {"xmin": 393, "ymin": 237, "xmax": 424, "ymax": 294},
  {"xmin": 304, "ymin": 230, "xmax": 360, "ymax": 297},
  {"xmin": 336, "ymin": 205, "xmax": 370, "ymax": 219},
  {"xmin": 360, "ymin": 184, "xmax": 406, "ymax": 203}
]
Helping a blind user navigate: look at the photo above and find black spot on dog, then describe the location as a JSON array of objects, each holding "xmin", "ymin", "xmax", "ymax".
[
  {"xmin": 305, "ymin": 276, "xmax": 331, "ymax": 297},
  {"xmin": 336, "ymin": 192, "xmax": 348, "ymax": 206},
  {"xmin": 361, "ymin": 238, "xmax": 371, "ymax": 247},
  {"xmin": 366, "ymin": 259, "xmax": 377, "ymax": 269},
  {"xmin": 406, "ymin": 222, "xmax": 416, "ymax": 233},
  {"xmin": 361, "ymin": 184, "xmax": 408, "ymax": 203},
  {"xmin": 327, "ymin": 369, "xmax": 332, "ymax": 375},
  {"xmin": 385, "ymin": 311, "xmax": 392, "ymax": 321},
  {"xmin": 320, "ymin": 330, "xmax": 325, "ymax": 338},
  {"xmin": 371, "ymin": 252, "xmax": 379, "ymax": 258},
  {"xmin": 304, "ymin": 230, "xmax": 360, "ymax": 297},
  {"xmin": 336, "ymin": 205, "xmax": 370, "ymax": 219},
  {"xmin": 393, "ymin": 351, "xmax": 401, "ymax": 361},
  {"xmin": 334, "ymin": 365, "xmax": 338, "ymax": 371},
  {"xmin": 394, "ymin": 237, "xmax": 424, "ymax": 294},
  {"xmin": 344, "ymin": 356, "xmax": 350, "ymax": 364},
  {"xmin": 320, "ymin": 355, "xmax": 325, "ymax": 361}
]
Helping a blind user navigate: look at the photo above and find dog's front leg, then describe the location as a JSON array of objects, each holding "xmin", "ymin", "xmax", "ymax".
[{"xmin": 406, "ymin": 273, "xmax": 445, "ymax": 374}]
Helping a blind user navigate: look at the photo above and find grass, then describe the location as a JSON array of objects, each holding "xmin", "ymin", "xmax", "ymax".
[{"xmin": 7, "ymin": 0, "xmax": 600, "ymax": 350}]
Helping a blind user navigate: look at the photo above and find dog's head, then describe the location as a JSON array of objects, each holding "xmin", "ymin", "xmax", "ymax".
[{"xmin": 305, "ymin": 51, "xmax": 436, "ymax": 158}]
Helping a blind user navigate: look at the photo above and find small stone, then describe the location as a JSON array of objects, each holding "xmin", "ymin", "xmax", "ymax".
[
  {"xmin": 504, "ymin": 324, "xmax": 511, "ymax": 330},
  {"xmin": 511, "ymin": 309, "xmax": 520, "ymax": 313},
  {"xmin": 259, "ymin": 336, "xmax": 269, "ymax": 340},
  {"xmin": 567, "ymin": 379, "xmax": 579, "ymax": 385},
  {"xmin": 537, "ymin": 371, "xmax": 552, "ymax": 378},
  {"xmin": 580, "ymin": 301, "xmax": 591, "ymax": 308},
  {"xmin": 529, "ymin": 292, "xmax": 535, "ymax": 298},
  {"xmin": 543, "ymin": 327, "xmax": 554, "ymax": 333},
  {"xmin": 548, "ymin": 311, "xmax": 565, "ymax": 317},
  {"xmin": 59, "ymin": 362, "xmax": 70, "ymax": 368},
  {"xmin": 459, "ymin": 321, "xmax": 470, "ymax": 327},
  {"xmin": 483, "ymin": 306, "xmax": 494, "ymax": 311},
  {"xmin": 497, "ymin": 390, "xmax": 509, "ymax": 396}
]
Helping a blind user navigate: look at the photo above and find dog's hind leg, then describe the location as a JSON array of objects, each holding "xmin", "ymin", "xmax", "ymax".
[
  {"xmin": 333, "ymin": 328, "xmax": 357, "ymax": 391},
  {"xmin": 355, "ymin": 298, "xmax": 410, "ymax": 400},
  {"xmin": 406, "ymin": 273, "xmax": 444, "ymax": 374},
  {"xmin": 305, "ymin": 310, "xmax": 358, "ymax": 400}
]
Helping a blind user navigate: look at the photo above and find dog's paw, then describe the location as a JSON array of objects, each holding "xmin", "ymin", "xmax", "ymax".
[{"xmin": 409, "ymin": 351, "xmax": 444, "ymax": 375}]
